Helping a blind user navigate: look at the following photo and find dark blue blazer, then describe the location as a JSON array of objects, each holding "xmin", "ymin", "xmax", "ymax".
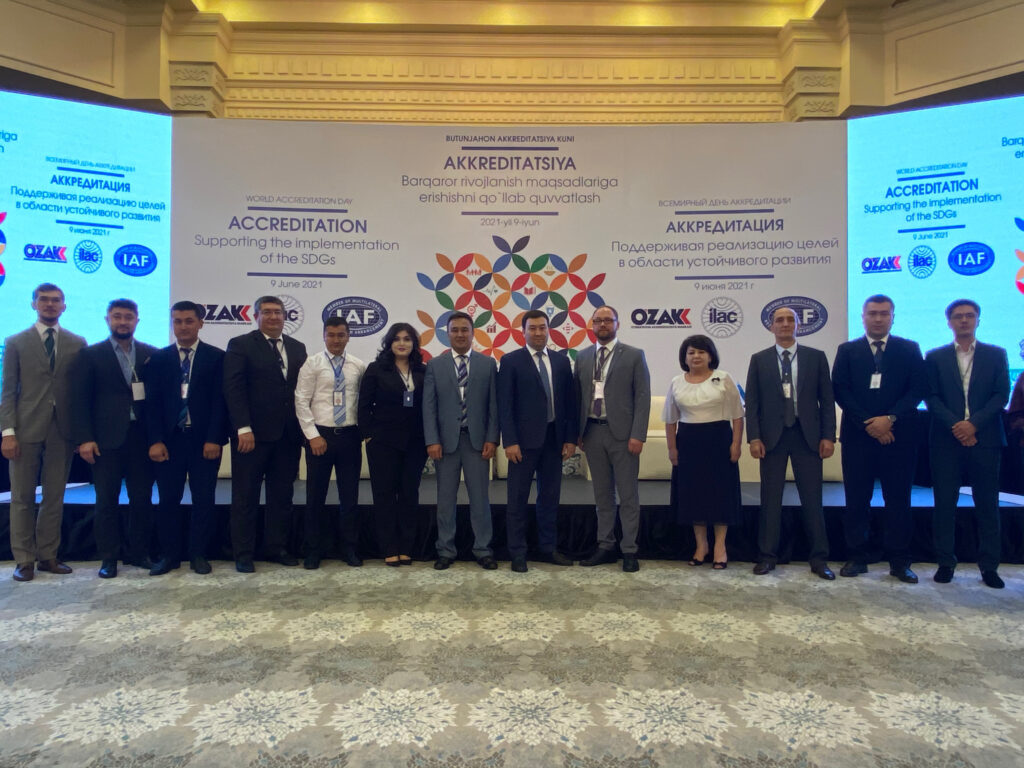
[
  {"xmin": 925, "ymin": 341, "xmax": 1009, "ymax": 449},
  {"xmin": 832, "ymin": 334, "xmax": 927, "ymax": 443},
  {"xmin": 145, "ymin": 341, "xmax": 228, "ymax": 448},
  {"xmin": 223, "ymin": 330, "xmax": 307, "ymax": 444},
  {"xmin": 497, "ymin": 346, "xmax": 578, "ymax": 450}
]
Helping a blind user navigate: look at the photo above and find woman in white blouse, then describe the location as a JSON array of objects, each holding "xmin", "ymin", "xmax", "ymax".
[{"xmin": 662, "ymin": 335, "xmax": 745, "ymax": 569}]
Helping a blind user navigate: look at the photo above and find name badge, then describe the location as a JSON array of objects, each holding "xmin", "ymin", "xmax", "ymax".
[
  {"xmin": 870, "ymin": 372, "xmax": 882, "ymax": 389},
  {"xmin": 403, "ymin": 391, "xmax": 415, "ymax": 407},
  {"xmin": 594, "ymin": 381, "xmax": 605, "ymax": 399},
  {"xmin": 781, "ymin": 382, "xmax": 792, "ymax": 399},
  {"xmin": 180, "ymin": 382, "xmax": 189, "ymax": 400},
  {"xmin": 334, "ymin": 390, "xmax": 345, "ymax": 407},
  {"xmin": 132, "ymin": 381, "xmax": 146, "ymax": 401}
]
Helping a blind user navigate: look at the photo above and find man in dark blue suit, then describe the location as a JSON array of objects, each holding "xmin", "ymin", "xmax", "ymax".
[
  {"xmin": 925, "ymin": 299, "xmax": 1009, "ymax": 589},
  {"xmin": 145, "ymin": 301, "xmax": 228, "ymax": 576},
  {"xmin": 832, "ymin": 294, "xmax": 927, "ymax": 583},
  {"xmin": 497, "ymin": 310, "xmax": 578, "ymax": 572}
]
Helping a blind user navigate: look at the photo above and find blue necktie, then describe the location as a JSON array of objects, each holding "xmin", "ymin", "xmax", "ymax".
[
  {"xmin": 333, "ymin": 356, "xmax": 346, "ymax": 426},
  {"xmin": 536, "ymin": 351, "xmax": 554, "ymax": 422}
]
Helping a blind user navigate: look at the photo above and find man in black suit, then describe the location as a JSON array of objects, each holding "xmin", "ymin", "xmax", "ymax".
[
  {"xmin": 925, "ymin": 299, "xmax": 1009, "ymax": 589},
  {"xmin": 223, "ymin": 295, "xmax": 307, "ymax": 572},
  {"xmin": 72, "ymin": 298, "xmax": 159, "ymax": 579},
  {"xmin": 746, "ymin": 306, "xmax": 836, "ymax": 580},
  {"xmin": 497, "ymin": 309, "xmax": 578, "ymax": 573},
  {"xmin": 145, "ymin": 300, "xmax": 228, "ymax": 576},
  {"xmin": 832, "ymin": 294, "xmax": 927, "ymax": 583}
]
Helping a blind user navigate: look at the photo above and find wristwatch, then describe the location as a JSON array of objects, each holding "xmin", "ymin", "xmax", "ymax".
[{"xmin": 886, "ymin": 414, "xmax": 897, "ymax": 423}]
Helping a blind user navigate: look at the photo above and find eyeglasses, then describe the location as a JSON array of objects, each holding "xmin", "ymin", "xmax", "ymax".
[{"xmin": 592, "ymin": 318, "xmax": 616, "ymax": 325}]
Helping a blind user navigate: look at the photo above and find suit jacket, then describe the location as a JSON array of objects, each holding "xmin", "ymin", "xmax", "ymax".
[
  {"xmin": 573, "ymin": 342, "xmax": 650, "ymax": 443},
  {"xmin": 745, "ymin": 344, "xmax": 836, "ymax": 452},
  {"xmin": 223, "ymin": 330, "xmax": 307, "ymax": 444},
  {"xmin": 423, "ymin": 350, "xmax": 499, "ymax": 453},
  {"xmin": 71, "ymin": 338, "xmax": 160, "ymax": 449},
  {"xmin": 925, "ymin": 341, "xmax": 1009, "ymax": 449},
  {"xmin": 357, "ymin": 360, "xmax": 426, "ymax": 450},
  {"xmin": 1, "ymin": 325, "xmax": 86, "ymax": 442},
  {"xmin": 145, "ymin": 341, "xmax": 229, "ymax": 448},
  {"xmin": 497, "ymin": 346, "xmax": 578, "ymax": 450},
  {"xmin": 832, "ymin": 334, "xmax": 926, "ymax": 443}
]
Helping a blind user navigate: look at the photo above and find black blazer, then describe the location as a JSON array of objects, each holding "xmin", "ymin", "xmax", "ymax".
[
  {"xmin": 357, "ymin": 360, "xmax": 426, "ymax": 450},
  {"xmin": 497, "ymin": 346, "xmax": 578, "ymax": 450},
  {"xmin": 832, "ymin": 334, "xmax": 927, "ymax": 443},
  {"xmin": 71, "ymin": 338, "xmax": 159, "ymax": 449},
  {"xmin": 745, "ymin": 344, "xmax": 836, "ymax": 452},
  {"xmin": 925, "ymin": 341, "xmax": 1009, "ymax": 449},
  {"xmin": 223, "ymin": 330, "xmax": 307, "ymax": 444},
  {"xmin": 145, "ymin": 341, "xmax": 228, "ymax": 448}
]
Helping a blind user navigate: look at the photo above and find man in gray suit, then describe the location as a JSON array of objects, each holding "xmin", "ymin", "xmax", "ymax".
[
  {"xmin": 423, "ymin": 311, "xmax": 499, "ymax": 570},
  {"xmin": 745, "ymin": 306, "xmax": 836, "ymax": 580},
  {"xmin": 1, "ymin": 283, "xmax": 86, "ymax": 581},
  {"xmin": 574, "ymin": 305, "xmax": 650, "ymax": 572}
]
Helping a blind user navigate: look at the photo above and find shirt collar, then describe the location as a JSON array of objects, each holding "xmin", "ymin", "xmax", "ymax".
[
  {"xmin": 34, "ymin": 321, "xmax": 59, "ymax": 337},
  {"xmin": 109, "ymin": 337, "xmax": 135, "ymax": 355},
  {"xmin": 775, "ymin": 342, "xmax": 798, "ymax": 357},
  {"xmin": 866, "ymin": 334, "xmax": 890, "ymax": 347},
  {"xmin": 955, "ymin": 340, "xmax": 976, "ymax": 354},
  {"xmin": 598, "ymin": 338, "xmax": 618, "ymax": 355},
  {"xmin": 529, "ymin": 346, "xmax": 548, "ymax": 358}
]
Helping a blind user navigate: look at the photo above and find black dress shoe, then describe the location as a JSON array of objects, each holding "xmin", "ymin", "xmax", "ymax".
[
  {"xmin": 149, "ymin": 559, "xmax": 180, "ymax": 576},
  {"xmin": 303, "ymin": 555, "xmax": 321, "ymax": 570},
  {"xmin": 477, "ymin": 556, "xmax": 498, "ymax": 570},
  {"xmin": 270, "ymin": 551, "xmax": 299, "ymax": 567},
  {"xmin": 840, "ymin": 561, "xmax": 867, "ymax": 577},
  {"xmin": 752, "ymin": 561, "xmax": 776, "ymax": 575},
  {"xmin": 434, "ymin": 556, "xmax": 455, "ymax": 570},
  {"xmin": 98, "ymin": 560, "xmax": 118, "ymax": 579},
  {"xmin": 536, "ymin": 551, "xmax": 573, "ymax": 566},
  {"xmin": 622, "ymin": 554, "xmax": 640, "ymax": 573},
  {"xmin": 933, "ymin": 565, "xmax": 955, "ymax": 583},
  {"xmin": 190, "ymin": 556, "xmax": 212, "ymax": 574},
  {"xmin": 341, "ymin": 551, "xmax": 364, "ymax": 567},
  {"xmin": 981, "ymin": 570, "xmax": 1005, "ymax": 589},
  {"xmin": 889, "ymin": 566, "xmax": 919, "ymax": 584},
  {"xmin": 511, "ymin": 556, "xmax": 528, "ymax": 573},
  {"xmin": 13, "ymin": 563, "xmax": 35, "ymax": 582},
  {"xmin": 579, "ymin": 549, "xmax": 617, "ymax": 567},
  {"xmin": 235, "ymin": 559, "xmax": 255, "ymax": 573},
  {"xmin": 812, "ymin": 564, "xmax": 836, "ymax": 581}
]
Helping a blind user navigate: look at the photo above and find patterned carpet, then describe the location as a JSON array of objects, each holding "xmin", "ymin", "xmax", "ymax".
[{"xmin": 1, "ymin": 559, "xmax": 1023, "ymax": 768}]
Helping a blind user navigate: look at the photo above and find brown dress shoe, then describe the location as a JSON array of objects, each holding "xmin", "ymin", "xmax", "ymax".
[
  {"xmin": 37, "ymin": 559, "xmax": 73, "ymax": 575},
  {"xmin": 13, "ymin": 563, "xmax": 35, "ymax": 582}
]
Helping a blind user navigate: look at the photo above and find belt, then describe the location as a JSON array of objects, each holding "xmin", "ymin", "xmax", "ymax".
[
  {"xmin": 318, "ymin": 424, "xmax": 358, "ymax": 435},
  {"xmin": 587, "ymin": 418, "xmax": 609, "ymax": 425}
]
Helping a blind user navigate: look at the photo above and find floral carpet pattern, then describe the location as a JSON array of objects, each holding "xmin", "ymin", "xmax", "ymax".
[{"xmin": 1, "ymin": 560, "xmax": 1023, "ymax": 768}]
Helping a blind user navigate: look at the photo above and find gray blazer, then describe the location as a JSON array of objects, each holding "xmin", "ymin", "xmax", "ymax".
[
  {"xmin": 423, "ymin": 350, "xmax": 499, "ymax": 453},
  {"xmin": 574, "ymin": 341, "xmax": 651, "ymax": 443},
  {"xmin": 1, "ymin": 325, "xmax": 87, "ymax": 442}
]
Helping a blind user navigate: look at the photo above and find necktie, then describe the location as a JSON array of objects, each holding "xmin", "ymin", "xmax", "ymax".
[
  {"xmin": 333, "ymin": 356, "xmax": 347, "ymax": 426},
  {"xmin": 872, "ymin": 340, "xmax": 884, "ymax": 371},
  {"xmin": 44, "ymin": 328, "xmax": 55, "ymax": 371},
  {"xmin": 536, "ymin": 351, "xmax": 554, "ymax": 422},
  {"xmin": 781, "ymin": 349, "xmax": 795, "ymax": 428},
  {"xmin": 178, "ymin": 348, "xmax": 191, "ymax": 428},
  {"xmin": 456, "ymin": 355, "xmax": 469, "ymax": 427},
  {"xmin": 270, "ymin": 337, "xmax": 285, "ymax": 375},
  {"xmin": 592, "ymin": 345, "xmax": 608, "ymax": 417}
]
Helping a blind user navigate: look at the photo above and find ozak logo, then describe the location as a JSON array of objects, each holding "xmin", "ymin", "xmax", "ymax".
[
  {"xmin": 630, "ymin": 308, "xmax": 692, "ymax": 328},
  {"xmin": 861, "ymin": 255, "xmax": 900, "ymax": 274},
  {"xmin": 197, "ymin": 303, "xmax": 253, "ymax": 324},
  {"xmin": 24, "ymin": 244, "xmax": 67, "ymax": 262}
]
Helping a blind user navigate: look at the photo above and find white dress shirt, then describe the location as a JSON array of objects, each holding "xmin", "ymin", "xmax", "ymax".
[{"xmin": 294, "ymin": 349, "xmax": 367, "ymax": 439}]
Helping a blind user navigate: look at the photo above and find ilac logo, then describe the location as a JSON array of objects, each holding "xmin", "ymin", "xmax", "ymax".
[
  {"xmin": 278, "ymin": 294, "xmax": 304, "ymax": 335},
  {"xmin": 73, "ymin": 240, "xmax": 102, "ymax": 274},
  {"xmin": 760, "ymin": 297, "xmax": 828, "ymax": 337},
  {"xmin": 113, "ymin": 244, "xmax": 157, "ymax": 276},
  {"xmin": 907, "ymin": 246, "xmax": 936, "ymax": 279},
  {"xmin": 947, "ymin": 242, "xmax": 994, "ymax": 276},
  {"xmin": 631, "ymin": 308, "xmax": 691, "ymax": 328},
  {"xmin": 701, "ymin": 297, "xmax": 743, "ymax": 339},
  {"xmin": 197, "ymin": 303, "xmax": 253, "ymax": 324},
  {"xmin": 322, "ymin": 296, "xmax": 388, "ymax": 337},
  {"xmin": 24, "ymin": 244, "xmax": 67, "ymax": 262},
  {"xmin": 861, "ymin": 255, "xmax": 900, "ymax": 274}
]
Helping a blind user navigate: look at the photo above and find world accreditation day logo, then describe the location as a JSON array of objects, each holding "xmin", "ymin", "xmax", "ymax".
[
  {"xmin": 1016, "ymin": 217, "xmax": 1024, "ymax": 294},
  {"xmin": 415, "ymin": 235, "xmax": 607, "ymax": 359}
]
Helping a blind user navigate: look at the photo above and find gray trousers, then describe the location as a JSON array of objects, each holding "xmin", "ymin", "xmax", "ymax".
[
  {"xmin": 8, "ymin": 418, "xmax": 74, "ymax": 564},
  {"xmin": 434, "ymin": 430, "xmax": 493, "ymax": 559},
  {"xmin": 582, "ymin": 422, "xmax": 641, "ymax": 554}
]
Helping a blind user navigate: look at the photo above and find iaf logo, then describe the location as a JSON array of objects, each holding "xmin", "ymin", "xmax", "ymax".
[
  {"xmin": 761, "ymin": 296, "xmax": 828, "ymax": 337},
  {"xmin": 322, "ymin": 296, "xmax": 388, "ymax": 337},
  {"xmin": 73, "ymin": 240, "xmax": 102, "ymax": 274},
  {"xmin": 948, "ymin": 242, "xmax": 994, "ymax": 276},
  {"xmin": 701, "ymin": 297, "xmax": 743, "ymax": 339},
  {"xmin": 279, "ymin": 294, "xmax": 305, "ymax": 336},
  {"xmin": 113, "ymin": 244, "xmax": 157, "ymax": 276},
  {"xmin": 907, "ymin": 245, "xmax": 936, "ymax": 279}
]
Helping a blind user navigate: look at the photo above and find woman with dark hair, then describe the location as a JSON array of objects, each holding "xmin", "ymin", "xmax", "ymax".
[
  {"xmin": 358, "ymin": 323, "xmax": 427, "ymax": 565},
  {"xmin": 662, "ymin": 334, "xmax": 744, "ymax": 569}
]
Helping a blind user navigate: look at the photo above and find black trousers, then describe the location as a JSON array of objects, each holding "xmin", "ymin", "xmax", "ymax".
[
  {"xmin": 153, "ymin": 427, "xmax": 222, "ymax": 562},
  {"xmin": 229, "ymin": 436, "xmax": 300, "ymax": 561},
  {"xmin": 366, "ymin": 439, "xmax": 425, "ymax": 558},
  {"xmin": 931, "ymin": 440, "xmax": 1001, "ymax": 572},
  {"xmin": 304, "ymin": 425, "xmax": 363, "ymax": 557},
  {"xmin": 92, "ymin": 421, "xmax": 154, "ymax": 563},
  {"xmin": 506, "ymin": 423, "xmax": 563, "ymax": 559}
]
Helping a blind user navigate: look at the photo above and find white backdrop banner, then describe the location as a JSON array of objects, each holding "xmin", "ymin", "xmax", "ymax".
[{"xmin": 172, "ymin": 121, "xmax": 847, "ymax": 391}]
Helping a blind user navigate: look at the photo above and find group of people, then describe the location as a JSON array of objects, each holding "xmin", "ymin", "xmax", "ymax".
[{"xmin": 2, "ymin": 284, "xmax": 1021, "ymax": 589}]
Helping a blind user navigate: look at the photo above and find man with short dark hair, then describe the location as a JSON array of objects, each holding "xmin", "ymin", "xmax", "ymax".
[
  {"xmin": 295, "ymin": 316, "xmax": 366, "ymax": 569},
  {"xmin": 72, "ymin": 298, "xmax": 159, "ymax": 579},
  {"xmin": 145, "ymin": 300, "xmax": 228, "ymax": 575},
  {"xmin": 925, "ymin": 299, "xmax": 1009, "ymax": 589},
  {"xmin": 2, "ymin": 283, "xmax": 86, "ymax": 582},
  {"xmin": 223, "ymin": 295, "xmax": 307, "ymax": 572},
  {"xmin": 424, "ymin": 311, "xmax": 499, "ymax": 570},
  {"xmin": 497, "ymin": 309, "xmax": 578, "ymax": 572}
]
